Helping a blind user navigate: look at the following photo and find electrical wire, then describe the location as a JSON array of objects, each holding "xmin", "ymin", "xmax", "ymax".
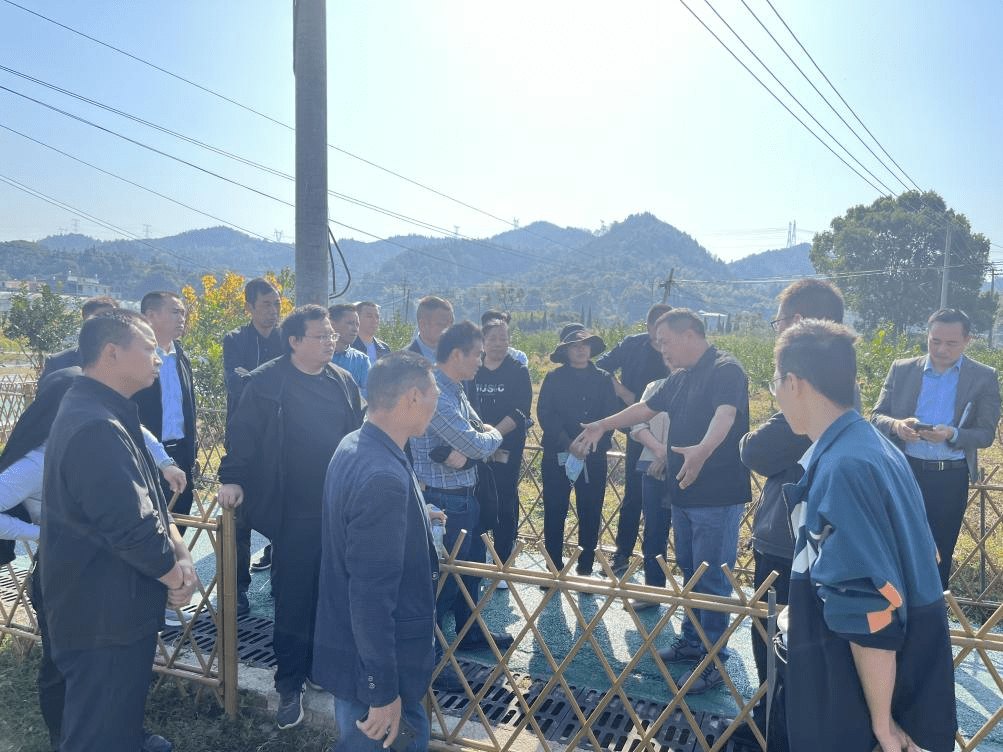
[
  {"xmin": 0, "ymin": 0, "xmax": 582, "ymax": 253},
  {"xmin": 0, "ymin": 172, "xmax": 214, "ymax": 271},
  {"xmin": 0, "ymin": 121, "xmax": 295, "ymax": 251},
  {"xmin": 736, "ymin": 0, "xmax": 914, "ymax": 194},
  {"xmin": 761, "ymin": 0, "xmax": 923, "ymax": 193},
  {"xmin": 695, "ymin": 0, "xmax": 897, "ymax": 196}
]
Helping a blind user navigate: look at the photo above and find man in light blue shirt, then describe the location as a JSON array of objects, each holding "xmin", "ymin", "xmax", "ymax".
[
  {"xmin": 407, "ymin": 296, "xmax": 453, "ymax": 361},
  {"xmin": 329, "ymin": 303, "xmax": 370, "ymax": 399},
  {"xmin": 872, "ymin": 307, "xmax": 1001, "ymax": 589}
]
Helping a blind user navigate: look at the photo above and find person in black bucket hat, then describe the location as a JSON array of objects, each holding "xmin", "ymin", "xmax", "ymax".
[{"xmin": 537, "ymin": 324, "xmax": 620, "ymax": 577}]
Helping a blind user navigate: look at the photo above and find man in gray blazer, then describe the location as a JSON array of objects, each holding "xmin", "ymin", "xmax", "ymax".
[{"xmin": 871, "ymin": 308, "xmax": 1001, "ymax": 590}]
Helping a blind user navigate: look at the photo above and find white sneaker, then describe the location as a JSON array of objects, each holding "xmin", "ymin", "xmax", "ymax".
[{"xmin": 496, "ymin": 579, "xmax": 509, "ymax": 590}]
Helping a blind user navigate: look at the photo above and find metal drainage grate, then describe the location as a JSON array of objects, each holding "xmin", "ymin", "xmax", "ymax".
[
  {"xmin": 433, "ymin": 659, "xmax": 747, "ymax": 752},
  {"xmin": 160, "ymin": 611, "xmax": 277, "ymax": 668}
]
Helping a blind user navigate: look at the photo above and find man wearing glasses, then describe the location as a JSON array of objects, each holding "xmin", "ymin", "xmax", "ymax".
[
  {"xmin": 217, "ymin": 305, "xmax": 364, "ymax": 729},
  {"xmin": 871, "ymin": 308, "xmax": 1000, "ymax": 591}
]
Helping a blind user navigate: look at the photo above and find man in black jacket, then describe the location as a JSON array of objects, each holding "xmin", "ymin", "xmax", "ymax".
[
  {"xmin": 217, "ymin": 305, "xmax": 364, "ymax": 730},
  {"xmin": 38, "ymin": 296, "xmax": 118, "ymax": 382},
  {"xmin": 133, "ymin": 292, "xmax": 198, "ymax": 524},
  {"xmin": 313, "ymin": 352, "xmax": 440, "ymax": 752},
  {"xmin": 221, "ymin": 278, "xmax": 284, "ymax": 601},
  {"xmin": 596, "ymin": 303, "xmax": 671, "ymax": 574},
  {"xmin": 351, "ymin": 300, "xmax": 391, "ymax": 364},
  {"xmin": 41, "ymin": 310, "xmax": 197, "ymax": 752}
]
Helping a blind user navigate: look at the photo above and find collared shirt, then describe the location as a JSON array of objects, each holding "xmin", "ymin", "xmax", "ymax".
[
  {"xmin": 905, "ymin": 355, "xmax": 964, "ymax": 462},
  {"xmin": 410, "ymin": 336, "xmax": 437, "ymax": 362},
  {"xmin": 331, "ymin": 347, "xmax": 370, "ymax": 399},
  {"xmin": 410, "ymin": 369, "xmax": 502, "ymax": 490},
  {"xmin": 157, "ymin": 344, "xmax": 185, "ymax": 442}
]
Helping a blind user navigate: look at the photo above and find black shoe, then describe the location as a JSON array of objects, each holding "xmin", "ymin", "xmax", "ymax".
[
  {"xmin": 141, "ymin": 732, "xmax": 173, "ymax": 752},
  {"xmin": 458, "ymin": 629, "xmax": 514, "ymax": 652},
  {"xmin": 251, "ymin": 544, "xmax": 272, "ymax": 572},
  {"xmin": 236, "ymin": 592, "xmax": 250, "ymax": 618},
  {"xmin": 432, "ymin": 665, "xmax": 465, "ymax": 693},
  {"xmin": 611, "ymin": 555, "xmax": 630, "ymax": 577},
  {"xmin": 276, "ymin": 687, "xmax": 304, "ymax": 729}
]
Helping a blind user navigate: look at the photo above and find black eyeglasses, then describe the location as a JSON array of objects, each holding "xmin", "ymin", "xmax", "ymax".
[
  {"xmin": 770, "ymin": 315, "xmax": 793, "ymax": 332},
  {"xmin": 767, "ymin": 374, "xmax": 786, "ymax": 396}
]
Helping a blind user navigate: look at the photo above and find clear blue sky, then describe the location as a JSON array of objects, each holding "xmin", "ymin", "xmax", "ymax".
[{"xmin": 1, "ymin": 0, "xmax": 1000, "ymax": 265}]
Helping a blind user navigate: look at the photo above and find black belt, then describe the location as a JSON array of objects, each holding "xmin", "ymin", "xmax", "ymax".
[
  {"xmin": 908, "ymin": 457, "xmax": 967, "ymax": 472},
  {"xmin": 425, "ymin": 486, "xmax": 474, "ymax": 497}
]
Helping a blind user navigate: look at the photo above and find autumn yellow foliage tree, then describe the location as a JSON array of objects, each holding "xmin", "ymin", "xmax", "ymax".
[{"xmin": 181, "ymin": 270, "xmax": 293, "ymax": 409}]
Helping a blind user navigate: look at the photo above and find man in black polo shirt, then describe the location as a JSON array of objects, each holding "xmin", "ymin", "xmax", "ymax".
[
  {"xmin": 576, "ymin": 309, "xmax": 750, "ymax": 694},
  {"xmin": 596, "ymin": 303, "xmax": 671, "ymax": 574}
]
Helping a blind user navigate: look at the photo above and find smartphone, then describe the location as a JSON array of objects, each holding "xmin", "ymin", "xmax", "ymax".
[
  {"xmin": 388, "ymin": 718, "xmax": 417, "ymax": 752},
  {"xmin": 358, "ymin": 713, "xmax": 417, "ymax": 752},
  {"xmin": 912, "ymin": 422, "xmax": 934, "ymax": 431}
]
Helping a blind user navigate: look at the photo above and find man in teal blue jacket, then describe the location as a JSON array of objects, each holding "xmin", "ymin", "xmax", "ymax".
[{"xmin": 773, "ymin": 319, "xmax": 955, "ymax": 752}]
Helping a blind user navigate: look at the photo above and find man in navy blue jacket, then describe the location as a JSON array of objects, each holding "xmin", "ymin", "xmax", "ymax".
[{"xmin": 313, "ymin": 352, "xmax": 441, "ymax": 752}]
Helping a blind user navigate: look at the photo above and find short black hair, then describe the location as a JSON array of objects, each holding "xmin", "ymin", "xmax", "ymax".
[
  {"xmin": 140, "ymin": 291, "xmax": 182, "ymax": 315},
  {"xmin": 775, "ymin": 319, "xmax": 857, "ymax": 408},
  {"xmin": 436, "ymin": 321, "xmax": 482, "ymax": 364},
  {"xmin": 367, "ymin": 352, "xmax": 435, "ymax": 411},
  {"xmin": 481, "ymin": 317, "xmax": 509, "ymax": 338},
  {"xmin": 778, "ymin": 279, "xmax": 844, "ymax": 323},
  {"xmin": 654, "ymin": 308, "xmax": 705, "ymax": 339},
  {"xmin": 481, "ymin": 309, "xmax": 511, "ymax": 326},
  {"xmin": 328, "ymin": 303, "xmax": 358, "ymax": 322},
  {"xmin": 244, "ymin": 277, "xmax": 279, "ymax": 307},
  {"xmin": 416, "ymin": 296, "xmax": 453, "ymax": 322},
  {"xmin": 928, "ymin": 308, "xmax": 971, "ymax": 337},
  {"xmin": 81, "ymin": 296, "xmax": 119, "ymax": 320},
  {"xmin": 78, "ymin": 309, "xmax": 150, "ymax": 368},
  {"xmin": 646, "ymin": 304, "xmax": 672, "ymax": 328},
  {"xmin": 280, "ymin": 304, "xmax": 329, "ymax": 352}
]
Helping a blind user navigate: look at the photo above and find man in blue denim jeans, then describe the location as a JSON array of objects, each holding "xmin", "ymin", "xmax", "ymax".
[
  {"xmin": 313, "ymin": 352, "xmax": 442, "ymax": 752},
  {"xmin": 576, "ymin": 309, "xmax": 751, "ymax": 695},
  {"xmin": 409, "ymin": 321, "xmax": 512, "ymax": 690}
]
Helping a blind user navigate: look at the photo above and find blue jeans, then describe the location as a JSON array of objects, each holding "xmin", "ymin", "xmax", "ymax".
[
  {"xmin": 424, "ymin": 488, "xmax": 480, "ymax": 638},
  {"xmin": 640, "ymin": 473, "xmax": 671, "ymax": 587},
  {"xmin": 334, "ymin": 696, "xmax": 430, "ymax": 752},
  {"xmin": 672, "ymin": 503, "xmax": 743, "ymax": 660}
]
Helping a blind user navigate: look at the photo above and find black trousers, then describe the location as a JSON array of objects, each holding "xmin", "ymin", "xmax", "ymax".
[
  {"xmin": 162, "ymin": 440, "xmax": 194, "ymax": 527},
  {"xmin": 542, "ymin": 452, "xmax": 608, "ymax": 575},
  {"xmin": 750, "ymin": 549, "xmax": 792, "ymax": 688},
  {"xmin": 613, "ymin": 438, "xmax": 644, "ymax": 560},
  {"xmin": 29, "ymin": 565, "xmax": 65, "ymax": 752},
  {"xmin": 51, "ymin": 631, "xmax": 158, "ymax": 752},
  {"xmin": 491, "ymin": 450, "xmax": 523, "ymax": 564},
  {"xmin": 271, "ymin": 515, "xmax": 321, "ymax": 695},
  {"xmin": 909, "ymin": 459, "xmax": 970, "ymax": 591}
]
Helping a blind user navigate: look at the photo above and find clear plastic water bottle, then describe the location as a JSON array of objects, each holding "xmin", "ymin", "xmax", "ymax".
[{"xmin": 429, "ymin": 506, "xmax": 447, "ymax": 559}]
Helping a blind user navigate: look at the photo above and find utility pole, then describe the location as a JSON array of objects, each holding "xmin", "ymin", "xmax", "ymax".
[
  {"xmin": 659, "ymin": 268, "xmax": 675, "ymax": 304},
  {"xmin": 940, "ymin": 223, "xmax": 952, "ymax": 309},
  {"xmin": 294, "ymin": 0, "xmax": 329, "ymax": 305},
  {"xmin": 990, "ymin": 264, "xmax": 996, "ymax": 349}
]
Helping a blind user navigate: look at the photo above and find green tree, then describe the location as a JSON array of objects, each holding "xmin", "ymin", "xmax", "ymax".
[
  {"xmin": 1, "ymin": 284, "xmax": 78, "ymax": 374},
  {"xmin": 811, "ymin": 191, "xmax": 993, "ymax": 332}
]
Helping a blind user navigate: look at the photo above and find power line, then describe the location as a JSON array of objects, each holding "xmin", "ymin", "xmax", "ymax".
[
  {"xmin": 761, "ymin": 0, "xmax": 923, "ymax": 193},
  {"xmin": 0, "ymin": 0, "xmax": 582, "ymax": 253},
  {"xmin": 736, "ymin": 0, "xmax": 913, "ymax": 194},
  {"xmin": 696, "ymin": 0, "xmax": 897, "ymax": 195},
  {"xmin": 0, "ymin": 69, "xmax": 574, "ymax": 267},
  {"xmin": 0, "ymin": 122, "xmax": 295, "ymax": 250},
  {"xmin": 0, "ymin": 172, "xmax": 214, "ymax": 271}
]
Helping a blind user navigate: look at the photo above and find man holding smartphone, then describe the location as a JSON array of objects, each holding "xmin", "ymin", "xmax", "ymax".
[
  {"xmin": 313, "ymin": 352, "xmax": 442, "ymax": 752},
  {"xmin": 871, "ymin": 307, "xmax": 1001, "ymax": 591}
]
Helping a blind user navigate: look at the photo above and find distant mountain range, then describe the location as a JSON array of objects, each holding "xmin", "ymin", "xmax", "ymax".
[{"xmin": 2, "ymin": 213, "xmax": 815, "ymax": 324}]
